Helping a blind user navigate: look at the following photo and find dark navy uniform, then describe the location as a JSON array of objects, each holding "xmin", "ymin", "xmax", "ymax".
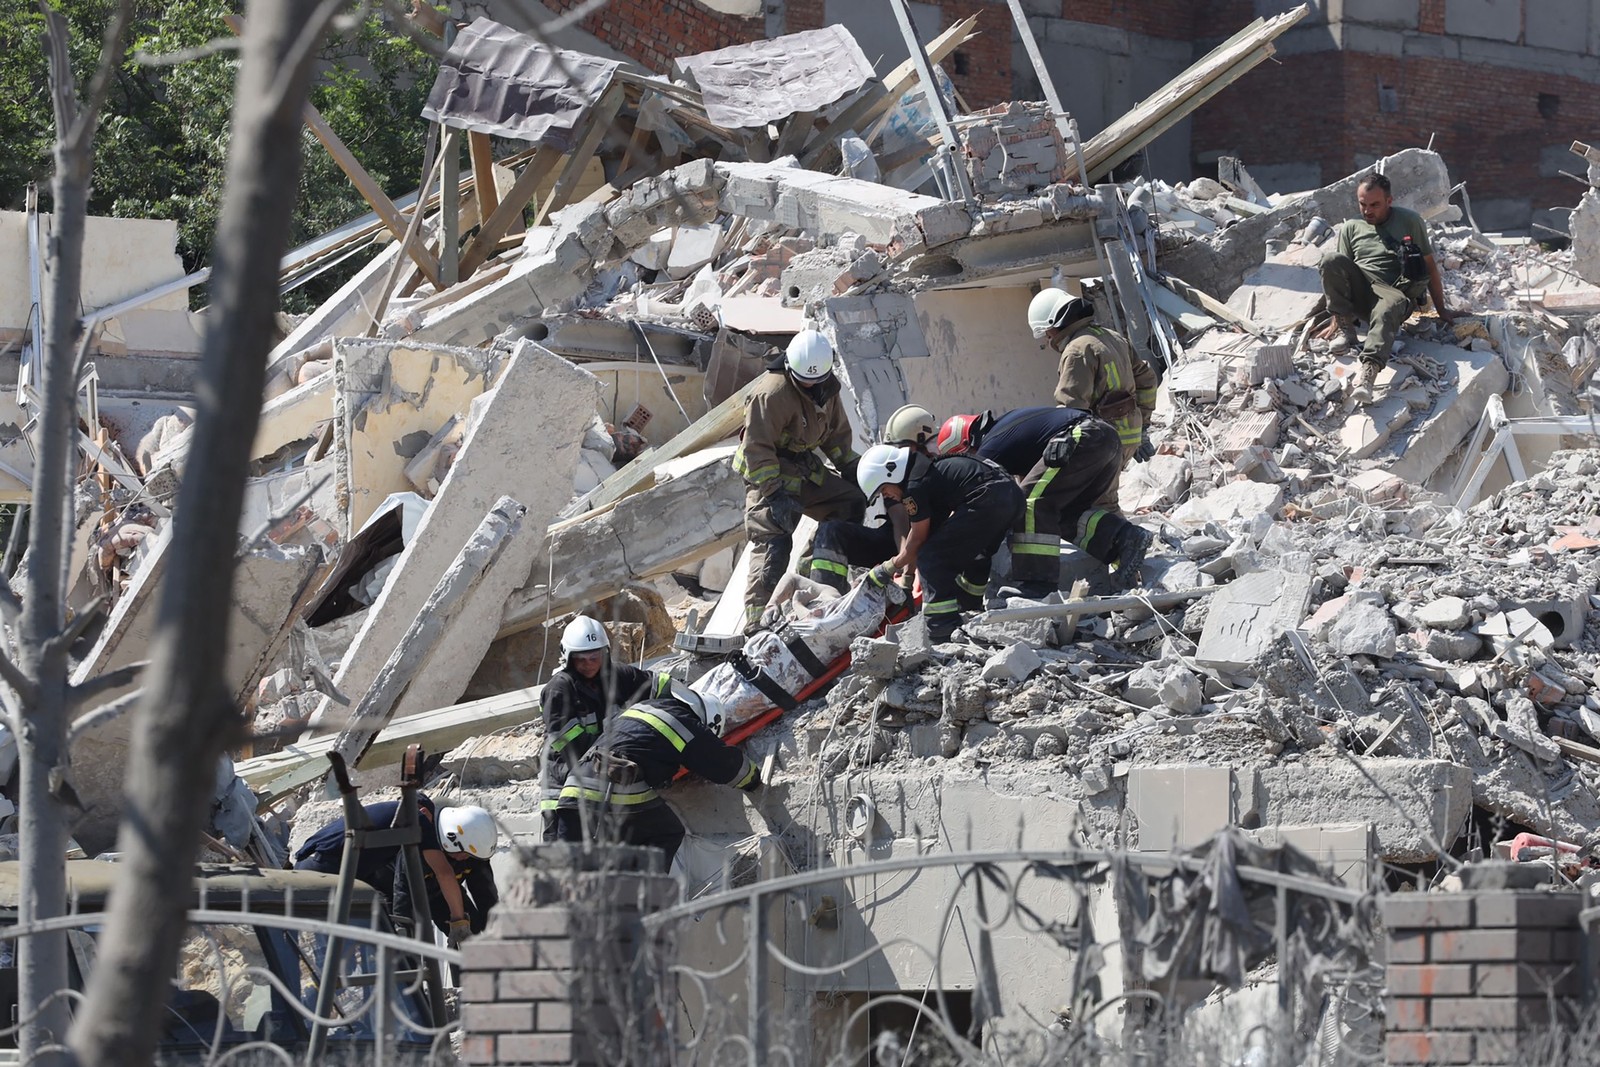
[
  {"xmin": 560, "ymin": 696, "xmax": 760, "ymax": 865},
  {"xmin": 540, "ymin": 662, "xmax": 671, "ymax": 842},
  {"xmin": 977, "ymin": 406, "xmax": 1139, "ymax": 585},
  {"xmin": 901, "ymin": 453, "xmax": 1023, "ymax": 635}
]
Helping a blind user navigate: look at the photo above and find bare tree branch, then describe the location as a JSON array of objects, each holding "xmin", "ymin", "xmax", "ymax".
[
  {"xmin": 67, "ymin": 662, "xmax": 146, "ymax": 707},
  {"xmin": 0, "ymin": 650, "xmax": 37, "ymax": 707},
  {"xmin": 132, "ymin": 38, "xmax": 241, "ymax": 67},
  {"xmin": 0, "ymin": 583, "xmax": 21, "ymax": 626},
  {"xmin": 67, "ymin": 691, "xmax": 141, "ymax": 747},
  {"xmin": 42, "ymin": 596, "xmax": 105, "ymax": 660}
]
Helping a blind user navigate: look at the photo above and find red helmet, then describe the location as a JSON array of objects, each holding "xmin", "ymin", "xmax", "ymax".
[{"xmin": 936, "ymin": 414, "xmax": 983, "ymax": 456}]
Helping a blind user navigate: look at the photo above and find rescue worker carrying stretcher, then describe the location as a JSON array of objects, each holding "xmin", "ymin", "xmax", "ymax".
[
  {"xmin": 936, "ymin": 408, "xmax": 1152, "ymax": 596},
  {"xmin": 808, "ymin": 403, "xmax": 937, "ymax": 593},
  {"xmin": 854, "ymin": 442, "xmax": 1024, "ymax": 641},
  {"xmin": 559, "ymin": 685, "xmax": 761, "ymax": 866},
  {"xmin": 539, "ymin": 615, "xmax": 672, "ymax": 843},
  {"xmin": 733, "ymin": 329, "xmax": 863, "ymax": 634},
  {"xmin": 1028, "ymin": 288, "xmax": 1158, "ymax": 511}
]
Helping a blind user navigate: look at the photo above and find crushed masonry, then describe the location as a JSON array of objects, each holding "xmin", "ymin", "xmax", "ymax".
[{"xmin": 18, "ymin": 4, "xmax": 1600, "ymax": 1059}]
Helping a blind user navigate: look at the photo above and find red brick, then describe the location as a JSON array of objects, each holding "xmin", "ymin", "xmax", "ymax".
[
  {"xmin": 1473, "ymin": 961, "xmax": 1581, "ymax": 997},
  {"xmin": 460, "ymin": 1033, "xmax": 497, "ymax": 1065},
  {"xmin": 459, "ymin": 971, "xmax": 496, "ymax": 1002},
  {"xmin": 1429, "ymin": 928, "xmax": 1548, "ymax": 962},
  {"xmin": 1381, "ymin": 894, "xmax": 1474, "ymax": 929},
  {"xmin": 499, "ymin": 969, "xmax": 572, "ymax": 1000},
  {"xmin": 463, "ymin": 1001, "xmax": 536, "ymax": 1034},
  {"xmin": 1472, "ymin": 891, "xmax": 1582, "ymax": 928},
  {"xmin": 1389, "ymin": 930, "xmax": 1429, "ymax": 962},
  {"xmin": 1387, "ymin": 963, "xmax": 1473, "ymax": 997},
  {"xmin": 1386, "ymin": 996, "xmax": 1429, "ymax": 1031},
  {"xmin": 1385, "ymin": 1030, "xmax": 1475, "ymax": 1065},
  {"xmin": 497, "ymin": 1033, "xmax": 582, "ymax": 1063},
  {"xmin": 1429, "ymin": 995, "xmax": 1554, "ymax": 1030}
]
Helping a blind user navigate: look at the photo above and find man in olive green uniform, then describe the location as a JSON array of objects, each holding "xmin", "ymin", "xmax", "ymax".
[
  {"xmin": 732, "ymin": 329, "xmax": 863, "ymax": 633},
  {"xmin": 1026, "ymin": 289, "xmax": 1157, "ymax": 511},
  {"xmin": 1318, "ymin": 171, "xmax": 1456, "ymax": 403}
]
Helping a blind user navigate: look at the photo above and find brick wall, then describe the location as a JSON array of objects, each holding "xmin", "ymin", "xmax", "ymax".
[
  {"xmin": 542, "ymin": 0, "xmax": 763, "ymax": 77},
  {"xmin": 1380, "ymin": 888, "xmax": 1582, "ymax": 1066},
  {"xmin": 1054, "ymin": 0, "xmax": 1199, "ymax": 41},
  {"xmin": 459, "ymin": 845, "xmax": 679, "ymax": 1066}
]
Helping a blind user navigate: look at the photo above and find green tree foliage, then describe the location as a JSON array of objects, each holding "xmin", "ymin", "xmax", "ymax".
[{"xmin": 0, "ymin": 0, "xmax": 434, "ymax": 309}]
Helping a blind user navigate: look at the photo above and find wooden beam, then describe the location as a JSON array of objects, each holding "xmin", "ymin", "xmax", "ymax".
[
  {"xmin": 457, "ymin": 148, "xmax": 563, "ymax": 278},
  {"xmin": 302, "ymin": 103, "xmax": 443, "ymax": 289},
  {"xmin": 559, "ymin": 374, "xmax": 762, "ymax": 521},
  {"xmin": 534, "ymin": 84, "xmax": 628, "ymax": 227},
  {"xmin": 468, "ymin": 131, "xmax": 500, "ymax": 228},
  {"xmin": 773, "ymin": 108, "xmax": 817, "ymax": 159}
]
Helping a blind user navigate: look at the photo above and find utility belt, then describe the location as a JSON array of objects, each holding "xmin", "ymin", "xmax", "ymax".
[
  {"xmin": 963, "ymin": 458, "xmax": 1018, "ymax": 507},
  {"xmin": 1095, "ymin": 389, "xmax": 1138, "ymax": 422},
  {"xmin": 558, "ymin": 749, "xmax": 660, "ymax": 809}
]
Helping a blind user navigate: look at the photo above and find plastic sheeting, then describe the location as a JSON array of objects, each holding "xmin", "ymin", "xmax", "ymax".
[
  {"xmin": 672, "ymin": 26, "xmax": 875, "ymax": 130},
  {"xmin": 695, "ymin": 579, "xmax": 894, "ymax": 729}
]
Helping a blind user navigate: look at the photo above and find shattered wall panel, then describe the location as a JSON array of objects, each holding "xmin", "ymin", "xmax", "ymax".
[{"xmin": 673, "ymin": 26, "xmax": 874, "ymax": 128}]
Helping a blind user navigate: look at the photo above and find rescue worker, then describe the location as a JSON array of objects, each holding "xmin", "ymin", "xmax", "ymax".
[
  {"xmin": 561, "ymin": 685, "xmax": 760, "ymax": 865},
  {"xmin": 733, "ymin": 329, "xmax": 863, "ymax": 633},
  {"xmin": 936, "ymin": 408, "xmax": 1152, "ymax": 596},
  {"xmin": 539, "ymin": 615, "xmax": 672, "ymax": 843},
  {"xmin": 1027, "ymin": 288, "xmax": 1158, "ymax": 510},
  {"xmin": 295, "ymin": 797, "xmax": 498, "ymax": 947},
  {"xmin": 808, "ymin": 404, "xmax": 934, "ymax": 593},
  {"xmin": 855, "ymin": 442, "xmax": 1024, "ymax": 641}
]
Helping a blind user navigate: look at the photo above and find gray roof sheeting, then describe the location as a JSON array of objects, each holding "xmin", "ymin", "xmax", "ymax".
[
  {"xmin": 673, "ymin": 26, "xmax": 875, "ymax": 129},
  {"xmin": 422, "ymin": 18, "xmax": 620, "ymax": 148}
]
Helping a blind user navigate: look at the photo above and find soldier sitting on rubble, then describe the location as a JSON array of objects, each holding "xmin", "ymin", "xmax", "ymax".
[
  {"xmin": 808, "ymin": 404, "xmax": 936, "ymax": 594},
  {"xmin": 853, "ymin": 441, "xmax": 1024, "ymax": 641},
  {"xmin": 733, "ymin": 329, "xmax": 864, "ymax": 635},
  {"xmin": 1027, "ymin": 286, "xmax": 1158, "ymax": 513},
  {"xmin": 935, "ymin": 409, "xmax": 1152, "ymax": 597},
  {"xmin": 539, "ymin": 615, "xmax": 673, "ymax": 844},
  {"xmin": 295, "ymin": 798, "xmax": 499, "ymax": 948},
  {"xmin": 560, "ymin": 685, "xmax": 760, "ymax": 866},
  {"xmin": 1315, "ymin": 170, "xmax": 1456, "ymax": 405}
]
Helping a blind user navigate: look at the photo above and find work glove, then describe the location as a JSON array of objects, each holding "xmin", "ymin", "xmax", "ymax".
[
  {"xmin": 447, "ymin": 918, "xmax": 472, "ymax": 950},
  {"xmin": 765, "ymin": 490, "xmax": 802, "ymax": 531},
  {"xmin": 865, "ymin": 563, "xmax": 895, "ymax": 589},
  {"xmin": 1041, "ymin": 431, "xmax": 1078, "ymax": 468},
  {"xmin": 1133, "ymin": 433, "xmax": 1156, "ymax": 463}
]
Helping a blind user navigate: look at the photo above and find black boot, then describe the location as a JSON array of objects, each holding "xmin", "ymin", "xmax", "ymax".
[
  {"xmin": 926, "ymin": 614, "xmax": 961, "ymax": 642},
  {"xmin": 1113, "ymin": 526, "xmax": 1153, "ymax": 590}
]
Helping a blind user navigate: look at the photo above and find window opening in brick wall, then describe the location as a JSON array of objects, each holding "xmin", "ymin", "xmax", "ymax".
[
  {"xmin": 1539, "ymin": 93, "xmax": 1560, "ymax": 120},
  {"xmin": 952, "ymin": 51, "xmax": 969, "ymax": 76},
  {"xmin": 1377, "ymin": 81, "xmax": 1399, "ymax": 114}
]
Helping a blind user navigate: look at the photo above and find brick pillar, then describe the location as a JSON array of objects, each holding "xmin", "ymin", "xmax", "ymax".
[
  {"xmin": 460, "ymin": 844, "xmax": 680, "ymax": 1066},
  {"xmin": 1381, "ymin": 887, "xmax": 1581, "ymax": 1066}
]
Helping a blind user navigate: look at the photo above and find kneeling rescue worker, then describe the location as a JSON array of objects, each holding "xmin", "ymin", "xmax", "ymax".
[
  {"xmin": 733, "ymin": 329, "xmax": 864, "ymax": 634},
  {"xmin": 561, "ymin": 684, "xmax": 760, "ymax": 865},
  {"xmin": 937, "ymin": 408, "xmax": 1152, "ymax": 595},
  {"xmin": 539, "ymin": 614, "xmax": 672, "ymax": 843},
  {"xmin": 855, "ymin": 441, "xmax": 1024, "ymax": 641}
]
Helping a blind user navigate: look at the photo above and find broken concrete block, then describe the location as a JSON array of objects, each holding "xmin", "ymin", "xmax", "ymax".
[
  {"xmin": 1217, "ymin": 412, "xmax": 1279, "ymax": 460},
  {"xmin": 851, "ymin": 635, "xmax": 900, "ymax": 679},
  {"xmin": 1195, "ymin": 569, "xmax": 1314, "ymax": 671},
  {"xmin": 981, "ymin": 642, "xmax": 1043, "ymax": 684},
  {"xmin": 629, "ymin": 228, "xmax": 673, "ymax": 272},
  {"xmin": 1123, "ymin": 666, "xmax": 1162, "ymax": 708},
  {"xmin": 1120, "ymin": 454, "xmax": 1190, "ymax": 512},
  {"xmin": 666, "ymin": 222, "xmax": 725, "ymax": 279},
  {"xmin": 1495, "ymin": 695, "xmax": 1561, "ymax": 761},
  {"xmin": 1387, "ymin": 340, "xmax": 1510, "ymax": 486},
  {"xmin": 1169, "ymin": 360, "xmax": 1219, "ymax": 401},
  {"xmin": 1424, "ymin": 629, "xmax": 1482, "ymax": 661},
  {"xmin": 1416, "ymin": 596, "xmax": 1470, "ymax": 630},
  {"xmin": 1170, "ymin": 480, "xmax": 1285, "ymax": 531},
  {"xmin": 1326, "ymin": 592, "xmax": 1397, "ymax": 659},
  {"xmin": 1339, "ymin": 395, "xmax": 1411, "ymax": 461},
  {"xmin": 1157, "ymin": 665, "xmax": 1203, "ymax": 715},
  {"xmin": 1347, "ymin": 468, "xmax": 1405, "ymax": 505}
]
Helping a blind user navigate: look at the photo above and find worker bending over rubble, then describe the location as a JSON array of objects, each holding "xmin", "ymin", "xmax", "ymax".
[
  {"xmin": 733, "ymin": 329, "xmax": 864, "ymax": 634},
  {"xmin": 539, "ymin": 615, "xmax": 672, "ymax": 843},
  {"xmin": 937, "ymin": 408, "xmax": 1152, "ymax": 595},
  {"xmin": 295, "ymin": 797, "xmax": 499, "ymax": 948},
  {"xmin": 560, "ymin": 685, "xmax": 760, "ymax": 865},
  {"xmin": 855, "ymin": 442, "xmax": 1024, "ymax": 641},
  {"xmin": 1316, "ymin": 171, "xmax": 1455, "ymax": 404},
  {"xmin": 1027, "ymin": 288, "xmax": 1158, "ymax": 510},
  {"xmin": 808, "ymin": 403, "xmax": 934, "ymax": 593}
]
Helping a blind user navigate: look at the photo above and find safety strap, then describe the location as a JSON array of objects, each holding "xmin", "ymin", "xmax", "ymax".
[
  {"xmin": 732, "ymin": 651, "xmax": 799, "ymax": 711},
  {"xmin": 774, "ymin": 622, "xmax": 829, "ymax": 680}
]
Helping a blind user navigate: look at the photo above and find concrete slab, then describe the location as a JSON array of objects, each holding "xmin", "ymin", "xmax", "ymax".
[
  {"xmin": 332, "ymin": 340, "xmax": 495, "ymax": 536},
  {"xmin": 1340, "ymin": 394, "xmax": 1411, "ymax": 460},
  {"xmin": 1169, "ymin": 359, "xmax": 1219, "ymax": 400},
  {"xmin": 1127, "ymin": 764, "xmax": 1234, "ymax": 850},
  {"xmin": 1444, "ymin": 0, "xmax": 1522, "ymax": 42},
  {"xmin": 1169, "ymin": 480, "xmax": 1285, "ymax": 530},
  {"xmin": 1255, "ymin": 758, "xmax": 1471, "ymax": 862},
  {"xmin": 1, "ymin": 210, "xmax": 187, "ymax": 335},
  {"xmin": 1250, "ymin": 823, "xmax": 1374, "ymax": 889},
  {"xmin": 316, "ymin": 342, "xmax": 598, "ymax": 735},
  {"xmin": 1195, "ymin": 568, "xmax": 1314, "ymax": 671},
  {"xmin": 1388, "ymin": 340, "xmax": 1511, "ymax": 486},
  {"xmin": 1225, "ymin": 259, "xmax": 1323, "ymax": 330}
]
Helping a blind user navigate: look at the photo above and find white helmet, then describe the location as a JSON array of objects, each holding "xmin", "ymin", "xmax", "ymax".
[
  {"xmin": 884, "ymin": 404, "xmax": 938, "ymax": 447},
  {"xmin": 856, "ymin": 443, "xmax": 912, "ymax": 503},
  {"xmin": 560, "ymin": 615, "xmax": 609, "ymax": 658},
  {"xmin": 1026, "ymin": 288, "xmax": 1092, "ymax": 340},
  {"xmin": 785, "ymin": 330, "xmax": 834, "ymax": 383},
  {"xmin": 437, "ymin": 805, "xmax": 497, "ymax": 858},
  {"xmin": 673, "ymin": 683, "xmax": 727, "ymax": 736}
]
